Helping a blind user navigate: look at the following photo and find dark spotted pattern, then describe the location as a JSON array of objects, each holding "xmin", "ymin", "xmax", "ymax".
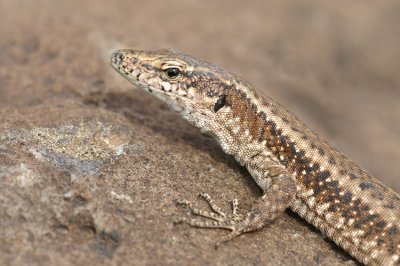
[
  {"xmin": 224, "ymin": 85, "xmax": 400, "ymax": 263},
  {"xmin": 328, "ymin": 157, "xmax": 337, "ymax": 165}
]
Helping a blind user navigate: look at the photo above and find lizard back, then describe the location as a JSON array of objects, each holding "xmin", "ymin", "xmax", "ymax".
[
  {"xmin": 111, "ymin": 48, "xmax": 400, "ymax": 265},
  {"xmin": 226, "ymin": 76, "xmax": 400, "ymax": 265}
]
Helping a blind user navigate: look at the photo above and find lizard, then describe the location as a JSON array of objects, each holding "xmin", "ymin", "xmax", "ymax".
[{"xmin": 110, "ymin": 48, "xmax": 400, "ymax": 265}]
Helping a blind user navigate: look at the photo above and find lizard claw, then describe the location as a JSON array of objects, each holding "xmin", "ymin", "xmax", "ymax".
[{"xmin": 174, "ymin": 193, "xmax": 250, "ymax": 244}]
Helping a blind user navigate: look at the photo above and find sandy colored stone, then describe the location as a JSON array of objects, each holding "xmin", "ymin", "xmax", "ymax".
[{"xmin": 1, "ymin": 0, "xmax": 399, "ymax": 265}]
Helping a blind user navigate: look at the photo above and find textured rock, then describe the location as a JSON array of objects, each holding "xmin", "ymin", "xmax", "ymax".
[{"xmin": 1, "ymin": 0, "xmax": 399, "ymax": 265}]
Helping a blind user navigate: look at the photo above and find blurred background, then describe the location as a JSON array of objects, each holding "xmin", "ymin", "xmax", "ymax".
[{"xmin": 1, "ymin": 0, "xmax": 399, "ymax": 265}]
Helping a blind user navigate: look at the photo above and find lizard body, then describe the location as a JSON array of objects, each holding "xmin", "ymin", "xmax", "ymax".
[{"xmin": 111, "ymin": 48, "xmax": 400, "ymax": 265}]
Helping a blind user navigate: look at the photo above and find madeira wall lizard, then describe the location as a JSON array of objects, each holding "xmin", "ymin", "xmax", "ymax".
[{"xmin": 111, "ymin": 48, "xmax": 400, "ymax": 265}]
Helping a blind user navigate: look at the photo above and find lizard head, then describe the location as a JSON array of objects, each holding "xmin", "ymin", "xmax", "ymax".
[{"xmin": 111, "ymin": 48, "xmax": 233, "ymax": 129}]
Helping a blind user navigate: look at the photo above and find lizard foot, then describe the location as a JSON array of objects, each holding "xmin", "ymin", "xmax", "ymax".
[{"xmin": 175, "ymin": 193, "xmax": 256, "ymax": 247}]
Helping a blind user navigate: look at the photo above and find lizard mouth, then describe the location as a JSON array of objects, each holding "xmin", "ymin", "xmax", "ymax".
[
  {"xmin": 111, "ymin": 52, "xmax": 187, "ymax": 99},
  {"xmin": 110, "ymin": 51, "xmax": 214, "ymax": 119},
  {"xmin": 111, "ymin": 59, "xmax": 162, "ymax": 95},
  {"xmin": 111, "ymin": 56, "xmax": 197, "ymax": 115}
]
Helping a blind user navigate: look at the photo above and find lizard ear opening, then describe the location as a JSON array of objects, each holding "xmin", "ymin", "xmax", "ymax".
[{"xmin": 214, "ymin": 94, "xmax": 226, "ymax": 112}]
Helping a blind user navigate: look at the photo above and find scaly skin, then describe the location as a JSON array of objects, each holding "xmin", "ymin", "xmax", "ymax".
[{"xmin": 111, "ymin": 48, "xmax": 400, "ymax": 265}]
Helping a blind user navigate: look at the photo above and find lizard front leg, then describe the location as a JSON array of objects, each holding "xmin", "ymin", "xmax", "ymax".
[{"xmin": 175, "ymin": 170, "xmax": 296, "ymax": 245}]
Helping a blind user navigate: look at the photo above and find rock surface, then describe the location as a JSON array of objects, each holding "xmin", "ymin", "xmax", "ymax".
[{"xmin": 1, "ymin": 1, "xmax": 400, "ymax": 265}]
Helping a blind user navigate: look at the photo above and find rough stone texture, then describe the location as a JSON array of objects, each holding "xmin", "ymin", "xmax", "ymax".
[{"xmin": 1, "ymin": 0, "xmax": 399, "ymax": 265}]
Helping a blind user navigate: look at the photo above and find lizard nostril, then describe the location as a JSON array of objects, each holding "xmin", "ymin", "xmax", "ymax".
[{"xmin": 112, "ymin": 52, "xmax": 125, "ymax": 64}]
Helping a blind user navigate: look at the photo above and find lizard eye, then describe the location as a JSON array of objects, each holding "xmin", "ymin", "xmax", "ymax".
[{"xmin": 165, "ymin": 67, "xmax": 181, "ymax": 79}]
